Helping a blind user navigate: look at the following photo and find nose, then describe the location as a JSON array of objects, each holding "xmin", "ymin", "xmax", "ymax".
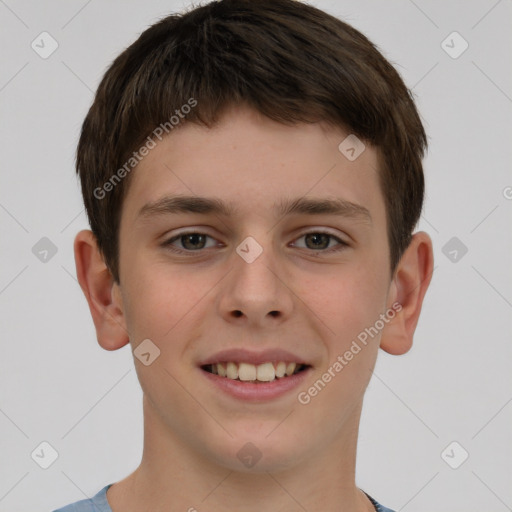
[{"xmin": 217, "ymin": 237, "xmax": 294, "ymax": 327}]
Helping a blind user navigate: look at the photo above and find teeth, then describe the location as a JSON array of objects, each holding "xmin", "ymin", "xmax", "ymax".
[
  {"xmin": 208, "ymin": 361, "xmax": 305, "ymax": 382},
  {"xmin": 238, "ymin": 362, "xmax": 257, "ymax": 381},
  {"xmin": 217, "ymin": 363, "xmax": 227, "ymax": 377},
  {"xmin": 275, "ymin": 361, "xmax": 286, "ymax": 378},
  {"xmin": 285, "ymin": 362, "xmax": 296, "ymax": 376},
  {"xmin": 226, "ymin": 362, "xmax": 238, "ymax": 380},
  {"xmin": 256, "ymin": 362, "xmax": 275, "ymax": 382}
]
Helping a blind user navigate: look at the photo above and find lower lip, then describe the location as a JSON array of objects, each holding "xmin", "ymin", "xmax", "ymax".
[{"xmin": 200, "ymin": 367, "xmax": 312, "ymax": 402}]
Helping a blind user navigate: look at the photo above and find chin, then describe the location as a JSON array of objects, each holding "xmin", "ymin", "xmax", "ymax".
[{"xmin": 204, "ymin": 431, "xmax": 305, "ymax": 474}]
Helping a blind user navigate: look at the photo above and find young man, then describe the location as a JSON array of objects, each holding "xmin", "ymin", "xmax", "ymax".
[{"xmin": 54, "ymin": 0, "xmax": 433, "ymax": 510}]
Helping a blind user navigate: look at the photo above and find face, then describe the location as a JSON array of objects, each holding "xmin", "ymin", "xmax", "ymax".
[{"xmin": 115, "ymin": 104, "xmax": 395, "ymax": 472}]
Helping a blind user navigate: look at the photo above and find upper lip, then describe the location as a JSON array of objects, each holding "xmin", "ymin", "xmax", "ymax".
[{"xmin": 198, "ymin": 348, "xmax": 310, "ymax": 367}]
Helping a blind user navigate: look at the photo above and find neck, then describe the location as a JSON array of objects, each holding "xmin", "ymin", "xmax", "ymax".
[{"xmin": 107, "ymin": 396, "xmax": 374, "ymax": 512}]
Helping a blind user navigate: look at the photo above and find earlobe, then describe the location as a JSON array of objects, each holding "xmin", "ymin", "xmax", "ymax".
[
  {"xmin": 74, "ymin": 229, "xmax": 130, "ymax": 351},
  {"xmin": 380, "ymin": 231, "xmax": 434, "ymax": 355}
]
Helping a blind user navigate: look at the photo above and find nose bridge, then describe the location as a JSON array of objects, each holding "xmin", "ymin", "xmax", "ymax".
[{"xmin": 218, "ymin": 233, "xmax": 293, "ymax": 322}]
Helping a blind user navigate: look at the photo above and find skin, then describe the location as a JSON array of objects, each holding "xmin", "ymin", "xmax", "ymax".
[{"xmin": 75, "ymin": 103, "xmax": 433, "ymax": 512}]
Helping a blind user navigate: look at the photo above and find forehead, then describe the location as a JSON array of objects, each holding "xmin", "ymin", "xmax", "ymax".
[{"xmin": 121, "ymin": 105, "xmax": 385, "ymax": 224}]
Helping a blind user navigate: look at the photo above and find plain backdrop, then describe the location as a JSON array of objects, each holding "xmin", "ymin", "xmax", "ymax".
[{"xmin": 0, "ymin": 1, "xmax": 511, "ymax": 511}]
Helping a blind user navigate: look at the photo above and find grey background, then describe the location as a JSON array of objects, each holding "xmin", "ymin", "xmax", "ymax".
[{"xmin": 1, "ymin": 1, "xmax": 511, "ymax": 511}]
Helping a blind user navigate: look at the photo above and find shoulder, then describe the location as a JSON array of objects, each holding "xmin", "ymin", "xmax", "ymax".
[{"xmin": 52, "ymin": 484, "xmax": 113, "ymax": 512}]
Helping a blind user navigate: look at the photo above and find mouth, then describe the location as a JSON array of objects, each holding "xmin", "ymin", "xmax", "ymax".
[
  {"xmin": 197, "ymin": 348, "xmax": 313, "ymax": 401},
  {"xmin": 200, "ymin": 361, "xmax": 311, "ymax": 383}
]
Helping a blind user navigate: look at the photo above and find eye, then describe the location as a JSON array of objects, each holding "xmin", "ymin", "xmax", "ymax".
[
  {"xmin": 161, "ymin": 230, "xmax": 348, "ymax": 255},
  {"xmin": 291, "ymin": 231, "xmax": 348, "ymax": 252},
  {"xmin": 162, "ymin": 232, "xmax": 219, "ymax": 253}
]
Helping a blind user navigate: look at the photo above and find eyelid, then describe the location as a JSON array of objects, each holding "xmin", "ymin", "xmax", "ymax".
[
  {"xmin": 162, "ymin": 230, "xmax": 220, "ymax": 251},
  {"xmin": 293, "ymin": 227, "xmax": 348, "ymax": 242}
]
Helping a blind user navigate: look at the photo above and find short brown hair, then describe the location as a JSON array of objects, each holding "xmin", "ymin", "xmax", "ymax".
[{"xmin": 76, "ymin": 0, "xmax": 427, "ymax": 283}]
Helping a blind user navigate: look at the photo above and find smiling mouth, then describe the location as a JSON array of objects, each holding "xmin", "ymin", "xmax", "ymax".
[{"xmin": 201, "ymin": 361, "xmax": 310, "ymax": 383}]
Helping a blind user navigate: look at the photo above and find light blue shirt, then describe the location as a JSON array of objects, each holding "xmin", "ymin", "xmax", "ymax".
[{"xmin": 52, "ymin": 484, "xmax": 396, "ymax": 511}]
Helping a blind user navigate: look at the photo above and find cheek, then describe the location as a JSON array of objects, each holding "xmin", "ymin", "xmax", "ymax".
[
  {"xmin": 124, "ymin": 273, "xmax": 191, "ymax": 341},
  {"xmin": 297, "ymin": 258, "xmax": 389, "ymax": 401},
  {"xmin": 300, "ymin": 259, "xmax": 388, "ymax": 341},
  {"xmin": 121, "ymin": 256, "xmax": 220, "ymax": 358},
  {"xmin": 120, "ymin": 263, "xmax": 206, "ymax": 404},
  {"xmin": 299, "ymin": 275, "xmax": 385, "ymax": 421}
]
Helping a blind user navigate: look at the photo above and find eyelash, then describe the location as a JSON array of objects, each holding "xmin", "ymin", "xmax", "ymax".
[{"xmin": 161, "ymin": 230, "xmax": 349, "ymax": 255}]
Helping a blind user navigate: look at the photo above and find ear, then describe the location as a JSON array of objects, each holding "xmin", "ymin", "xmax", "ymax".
[
  {"xmin": 74, "ymin": 229, "xmax": 130, "ymax": 351},
  {"xmin": 380, "ymin": 231, "xmax": 434, "ymax": 355}
]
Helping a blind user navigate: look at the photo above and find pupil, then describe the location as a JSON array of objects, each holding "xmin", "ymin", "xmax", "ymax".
[
  {"xmin": 306, "ymin": 233, "xmax": 329, "ymax": 249},
  {"xmin": 182, "ymin": 234, "xmax": 205, "ymax": 250}
]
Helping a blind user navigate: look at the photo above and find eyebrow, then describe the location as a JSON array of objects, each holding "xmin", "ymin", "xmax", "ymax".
[{"xmin": 138, "ymin": 195, "xmax": 372, "ymax": 224}]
